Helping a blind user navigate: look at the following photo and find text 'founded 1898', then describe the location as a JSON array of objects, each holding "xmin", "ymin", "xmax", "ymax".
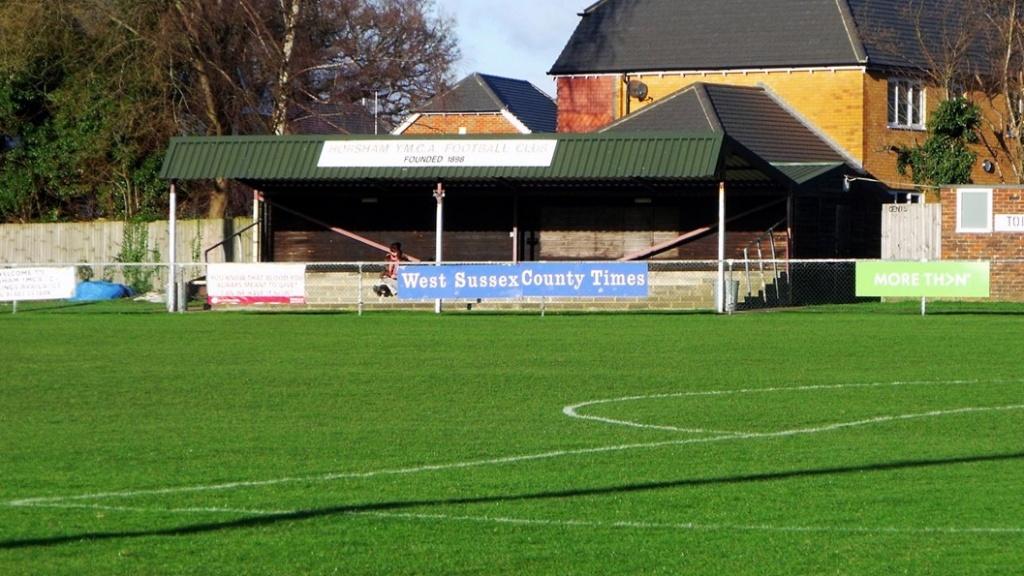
[{"xmin": 317, "ymin": 139, "xmax": 558, "ymax": 168}]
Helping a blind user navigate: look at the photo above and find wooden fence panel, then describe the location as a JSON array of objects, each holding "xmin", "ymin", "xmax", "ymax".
[
  {"xmin": 881, "ymin": 204, "xmax": 941, "ymax": 260},
  {"xmin": 0, "ymin": 218, "xmax": 254, "ymax": 264}
]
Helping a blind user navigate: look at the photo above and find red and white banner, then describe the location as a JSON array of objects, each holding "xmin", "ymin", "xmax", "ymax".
[{"xmin": 207, "ymin": 264, "xmax": 306, "ymax": 305}]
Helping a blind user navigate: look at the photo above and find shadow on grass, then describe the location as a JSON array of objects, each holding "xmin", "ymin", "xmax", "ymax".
[{"xmin": 4, "ymin": 450, "xmax": 1022, "ymax": 549}]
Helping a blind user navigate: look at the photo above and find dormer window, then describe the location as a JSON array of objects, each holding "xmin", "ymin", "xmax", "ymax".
[{"xmin": 888, "ymin": 78, "xmax": 925, "ymax": 130}]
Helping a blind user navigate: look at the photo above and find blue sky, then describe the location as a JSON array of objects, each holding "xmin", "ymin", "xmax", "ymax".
[{"xmin": 432, "ymin": 1, "xmax": 587, "ymax": 97}]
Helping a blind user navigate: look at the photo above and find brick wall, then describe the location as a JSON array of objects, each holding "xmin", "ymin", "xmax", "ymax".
[
  {"xmin": 401, "ymin": 113, "xmax": 523, "ymax": 135},
  {"xmin": 555, "ymin": 70, "xmax": 1013, "ymax": 192},
  {"xmin": 557, "ymin": 70, "xmax": 866, "ymax": 156},
  {"xmin": 556, "ymin": 76, "xmax": 615, "ymax": 132},
  {"xmin": 861, "ymin": 72, "xmax": 933, "ymax": 190},
  {"xmin": 940, "ymin": 186, "xmax": 1024, "ymax": 300}
]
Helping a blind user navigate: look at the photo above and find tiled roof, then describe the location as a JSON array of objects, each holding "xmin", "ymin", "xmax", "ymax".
[
  {"xmin": 288, "ymin": 102, "xmax": 384, "ymax": 135},
  {"xmin": 550, "ymin": 0, "xmax": 969, "ymax": 75},
  {"xmin": 417, "ymin": 73, "xmax": 558, "ymax": 133},
  {"xmin": 601, "ymin": 83, "xmax": 849, "ymax": 181},
  {"xmin": 846, "ymin": 0, "xmax": 975, "ymax": 71}
]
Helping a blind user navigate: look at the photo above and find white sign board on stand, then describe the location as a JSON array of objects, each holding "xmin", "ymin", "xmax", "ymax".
[
  {"xmin": 0, "ymin": 267, "xmax": 77, "ymax": 302},
  {"xmin": 206, "ymin": 264, "xmax": 306, "ymax": 306}
]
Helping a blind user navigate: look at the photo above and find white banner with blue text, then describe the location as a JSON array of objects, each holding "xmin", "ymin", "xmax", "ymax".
[{"xmin": 397, "ymin": 263, "xmax": 648, "ymax": 300}]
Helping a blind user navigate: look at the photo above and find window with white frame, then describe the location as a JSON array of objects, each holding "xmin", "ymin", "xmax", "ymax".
[
  {"xmin": 888, "ymin": 78, "xmax": 925, "ymax": 129},
  {"xmin": 956, "ymin": 188, "xmax": 993, "ymax": 233}
]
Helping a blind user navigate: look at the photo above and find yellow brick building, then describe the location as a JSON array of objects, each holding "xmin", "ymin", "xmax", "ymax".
[{"xmin": 550, "ymin": 0, "xmax": 1003, "ymax": 195}]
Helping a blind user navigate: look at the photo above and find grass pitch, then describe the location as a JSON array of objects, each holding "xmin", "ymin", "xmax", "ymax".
[{"xmin": 1, "ymin": 304, "xmax": 1022, "ymax": 575}]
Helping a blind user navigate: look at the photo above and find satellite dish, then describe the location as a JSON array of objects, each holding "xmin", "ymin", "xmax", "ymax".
[{"xmin": 627, "ymin": 80, "xmax": 649, "ymax": 101}]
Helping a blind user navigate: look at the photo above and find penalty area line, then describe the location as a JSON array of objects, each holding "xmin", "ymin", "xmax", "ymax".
[
  {"xmin": 2, "ymin": 436, "xmax": 754, "ymax": 508},
  {"xmin": 6, "ymin": 380, "xmax": 1023, "ymax": 512},
  {"xmin": 8, "ymin": 402, "xmax": 1022, "ymax": 511}
]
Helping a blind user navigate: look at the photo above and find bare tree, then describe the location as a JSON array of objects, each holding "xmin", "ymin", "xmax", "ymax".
[
  {"xmin": 161, "ymin": 0, "xmax": 458, "ymax": 217},
  {"xmin": 860, "ymin": 0, "xmax": 980, "ymax": 94},
  {"xmin": 163, "ymin": 0, "xmax": 456, "ymax": 135},
  {"xmin": 970, "ymin": 0, "xmax": 1024, "ymax": 183},
  {"xmin": 857, "ymin": 0, "xmax": 1024, "ymax": 184}
]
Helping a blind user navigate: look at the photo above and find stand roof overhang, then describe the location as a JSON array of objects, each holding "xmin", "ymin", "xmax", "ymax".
[{"xmin": 159, "ymin": 132, "xmax": 829, "ymax": 194}]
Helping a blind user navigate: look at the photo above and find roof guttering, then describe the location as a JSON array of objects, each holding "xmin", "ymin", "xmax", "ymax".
[{"xmin": 551, "ymin": 65, "xmax": 868, "ymax": 80}]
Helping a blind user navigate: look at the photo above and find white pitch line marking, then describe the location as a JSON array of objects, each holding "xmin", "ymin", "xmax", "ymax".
[
  {"xmin": 353, "ymin": 511, "xmax": 1024, "ymax": 536},
  {"xmin": 5, "ymin": 378, "xmax": 1023, "ymax": 536},
  {"xmin": 562, "ymin": 379, "xmax": 1002, "ymax": 432},
  {"xmin": 15, "ymin": 502, "xmax": 297, "ymax": 516}
]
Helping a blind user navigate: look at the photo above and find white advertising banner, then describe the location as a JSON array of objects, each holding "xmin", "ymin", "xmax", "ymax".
[
  {"xmin": 207, "ymin": 264, "xmax": 306, "ymax": 305},
  {"xmin": 0, "ymin": 267, "xmax": 77, "ymax": 301},
  {"xmin": 317, "ymin": 139, "xmax": 558, "ymax": 168}
]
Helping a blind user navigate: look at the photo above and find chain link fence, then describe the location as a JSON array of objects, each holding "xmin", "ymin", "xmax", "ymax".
[{"xmin": 3, "ymin": 259, "xmax": 1023, "ymax": 314}]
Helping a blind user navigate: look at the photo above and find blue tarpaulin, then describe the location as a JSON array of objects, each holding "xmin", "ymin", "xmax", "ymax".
[{"xmin": 70, "ymin": 281, "xmax": 136, "ymax": 301}]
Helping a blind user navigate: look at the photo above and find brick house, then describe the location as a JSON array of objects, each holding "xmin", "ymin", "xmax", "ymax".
[
  {"xmin": 599, "ymin": 82, "xmax": 877, "ymax": 259},
  {"xmin": 549, "ymin": 0, "xmax": 1022, "ymax": 298},
  {"xmin": 394, "ymin": 73, "xmax": 557, "ymax": 135},
  {"xmin": 548, "ymin": 0, "xmax": 1003, "ymax": 193},
  {"xmin": 940, "ymin": 185, "xmax": 1024, "ymax": 299}
]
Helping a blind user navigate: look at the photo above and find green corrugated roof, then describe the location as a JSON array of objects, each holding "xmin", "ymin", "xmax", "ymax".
[{"xmin": 159, "ymin": 132, "xmax": 752, "ymax": 183}]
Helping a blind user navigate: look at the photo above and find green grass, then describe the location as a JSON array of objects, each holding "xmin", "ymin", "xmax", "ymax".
[{"xmin": 1, "ymin": 305, "xmax": 1023, "ymax": 575}]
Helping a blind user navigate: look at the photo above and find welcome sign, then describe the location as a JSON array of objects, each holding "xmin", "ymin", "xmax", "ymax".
[
  {"xmin": 397, "ymin": 263, "xmax": 649, "ymax": 300},
  {"xmin": 855, "ymin": 261, "xmax": 990, "ymax": 298},
  {"xmin": 0, "ymin": 267, "xmax": 76, "ymax": 301}
]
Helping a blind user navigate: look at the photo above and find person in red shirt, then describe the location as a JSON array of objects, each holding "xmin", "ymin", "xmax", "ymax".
[{"xmin": 373, "ymin": 242, "xmax": 403, "ymax": 297}]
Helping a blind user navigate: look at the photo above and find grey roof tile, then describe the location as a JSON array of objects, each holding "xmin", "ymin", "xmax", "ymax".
[
  {"xmin": 602, "ymin": 83, "xmax": 846, "ymax": 164},
  {"xmin": 847, "ymin": 0, "xmax": 976, "ymax": 72},
  {"xmin": 550, "ymin": 0, "xmax": 971, "ymax": 75},
  {"xmin": 288, "ymin": 102, "xmax": 383, "ymax": 135},
  {"xmin": 418, "ymin": 73, "xmax": 558, "ymax": 133},
  {"xmin": 551, "ymin": 0, "xmax": 864, "ymax": 74}
]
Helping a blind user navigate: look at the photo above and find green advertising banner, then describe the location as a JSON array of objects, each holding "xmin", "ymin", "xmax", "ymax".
[{"xmin": 856, "ymin": 261, "xmax": 990, "ymax": 298}]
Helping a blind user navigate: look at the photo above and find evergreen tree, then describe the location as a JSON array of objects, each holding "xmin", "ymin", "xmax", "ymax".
[{"xmin": 896, "ymin": 97, "xmax": 982, "ymax": 187}]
